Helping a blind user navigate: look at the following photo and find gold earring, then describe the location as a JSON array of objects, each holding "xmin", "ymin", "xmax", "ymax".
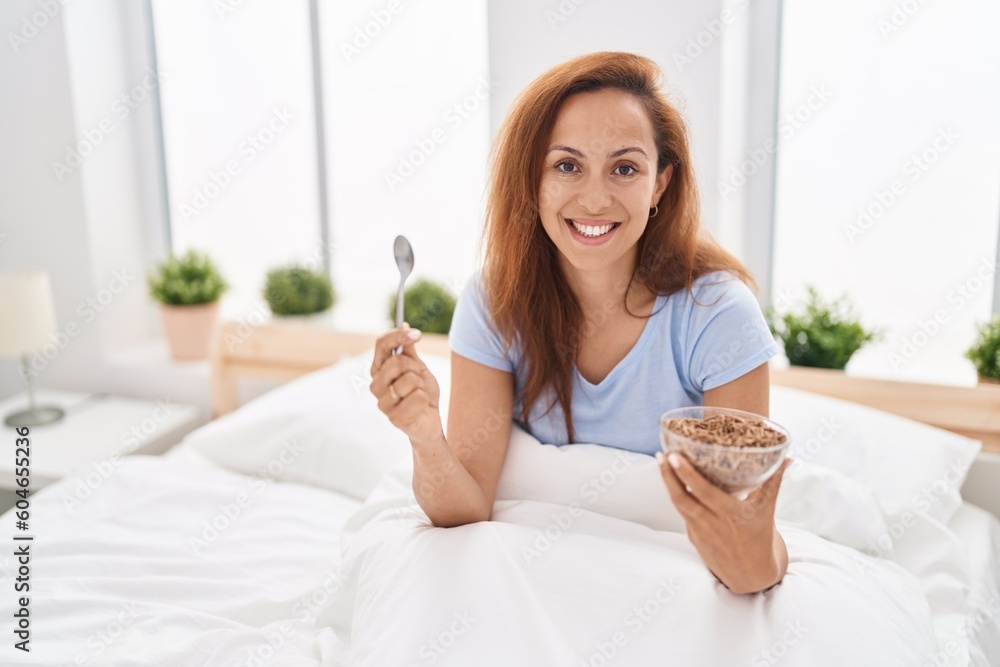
[{"xmin": 649, "ymin": 204, "xmax": 659, "ymax": 218}]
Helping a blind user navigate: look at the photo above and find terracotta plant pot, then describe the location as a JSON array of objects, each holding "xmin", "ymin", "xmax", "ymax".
[{"xmin": 160, "ymin": 301, "xmax": 220, "ymax": 361}]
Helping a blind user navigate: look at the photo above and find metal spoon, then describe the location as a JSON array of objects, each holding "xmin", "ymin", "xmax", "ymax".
[{"xmin": 393, "ymin": 235, "xmax": 414, "ymax": 355}]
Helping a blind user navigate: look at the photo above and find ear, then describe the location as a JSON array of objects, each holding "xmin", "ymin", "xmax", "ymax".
[{"xmin": 652, "ymin": 163, "xmax": 673, "ymax": 205}]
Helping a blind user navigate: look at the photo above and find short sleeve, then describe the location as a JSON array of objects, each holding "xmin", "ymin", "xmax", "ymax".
[
  {"xmin": 448, "ymin": 272, "xmax": 514, "ymax": 373},
  {"xmin": 684, "ymin": 272, "xmax": 780, "ymax": 392}
]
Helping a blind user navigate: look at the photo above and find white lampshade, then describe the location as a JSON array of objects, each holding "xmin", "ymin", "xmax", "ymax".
[{"xmin": 0, "ymin": 271, "xmax": 58, "ymax": 357}]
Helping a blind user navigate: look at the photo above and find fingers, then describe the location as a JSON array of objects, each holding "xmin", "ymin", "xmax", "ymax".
[
  {"xmin": 370, "ymin": 354, "xmax": 425, "ymax": 398},
  {"xmin": 382, "ymin": 369, "xmax": 423, "ymax": 405},
  {"xmin": 657, "ymin": 451, "xmax": 713, "ymax": 521},
  {"xmin": 746, "ymin": 457, "xmax": 792, "ymax": 507},
  {"xmin": 372, "ymin": 325, "xmax": 423, "ymax": 376},
  {"xmin": 663, "ymin": 451, "xmax": 734, "ymax": 516},
  {"xmin": 379, "ymin": 385, "xmax": 434, "ymax": 435}
]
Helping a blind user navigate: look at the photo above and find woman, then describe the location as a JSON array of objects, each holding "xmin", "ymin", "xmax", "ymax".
[{"xmin": 370, "ymin": 52, "xmax": 791, "ymax": 595}]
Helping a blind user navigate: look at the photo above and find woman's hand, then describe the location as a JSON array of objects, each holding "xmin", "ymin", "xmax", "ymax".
[
  {"xmin": 370, "ymin": 324, "xmax": 444, "ymax": 446},
  {"xmin": 656, "ymin": 452, "xmax": 792, "ymax": 595}
]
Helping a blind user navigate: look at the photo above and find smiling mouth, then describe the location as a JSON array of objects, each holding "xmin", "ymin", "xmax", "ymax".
[{"xmin": 566, "ymin": 219, "xmax": 621, "ymax": 238}]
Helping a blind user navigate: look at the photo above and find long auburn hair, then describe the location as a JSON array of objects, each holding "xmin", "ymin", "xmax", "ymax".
[{"xmin": 481, "ymin": 51, "xmax": 758, "ymax": 443}]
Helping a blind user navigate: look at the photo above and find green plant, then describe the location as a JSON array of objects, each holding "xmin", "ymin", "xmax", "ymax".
[
  {"xmin": 765, "ymin": 286, "xmax": 879, "ymax": 370},
  {"xmin": 388, "ymin": 279, "xmax": 456, "ymax": 334},
  {"xmin": 148, "ymin": 250, "xmax": 227, "ymax": 306},
  {"xmin": 263, "ymin": 265, "xmax": 335, "ymax": 316},
  {"xmin": 965, "ymin": 316, "xmax": 1000, "ymax": 381}
]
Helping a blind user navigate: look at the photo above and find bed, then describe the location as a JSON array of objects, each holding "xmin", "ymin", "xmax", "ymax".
[{"xmin": 0, "ymin": 322, "xmax": 997, "ymax": 666}]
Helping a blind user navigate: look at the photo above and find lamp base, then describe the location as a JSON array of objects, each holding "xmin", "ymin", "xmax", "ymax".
[{"xmin": 4, "ymin": 406, "xmax": 65, "ymax": 427}]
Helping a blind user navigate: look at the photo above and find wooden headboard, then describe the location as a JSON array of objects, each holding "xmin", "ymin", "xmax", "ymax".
[{"xmin": 210, "ymin": 320, "xmax": 1000, "ymax": 454}]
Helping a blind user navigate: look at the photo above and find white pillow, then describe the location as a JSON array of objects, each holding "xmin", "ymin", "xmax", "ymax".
[
  {"xmin": 182, "ymin": 351, "xmax": 451, "ymax": 500},
  {"xmin": 770, "ymin": 385, "xmax": 982, "ymax": 525}
]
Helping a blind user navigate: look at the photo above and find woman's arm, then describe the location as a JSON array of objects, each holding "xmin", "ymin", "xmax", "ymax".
[
  {"xmin": 702, "ymin": 361, "xmax": 770, "ymax": 417},
  {"xmin": 411, "ymin": 352, "xmax": 514, "ymax": 527}
]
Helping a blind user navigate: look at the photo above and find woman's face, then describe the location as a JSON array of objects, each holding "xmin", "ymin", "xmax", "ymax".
[{"xmin": 539, "ymin": 88, "xmax": 672, "ymax": 276}]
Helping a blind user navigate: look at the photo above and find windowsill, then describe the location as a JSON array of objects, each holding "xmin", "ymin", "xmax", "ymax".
[
  {"xmin": 769, "ymin": 352, "xmax": 980, "ymax": 388},
  {"xmin": 104, "ymin": 337, "xmax": 211, "ymax": 378}
]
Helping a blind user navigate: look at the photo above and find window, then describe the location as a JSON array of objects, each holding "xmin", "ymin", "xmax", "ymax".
[
  {"xmin": 318, "ymin": 0, "xmax": 489, "ymax": 332},
  {"xmin": 151, "ymin": 0, "xmax": 322, "ymax": 317},
  {"xmin": 772, "ymin": 0, "xmax": 1000, "ymax": 384},
  {"xmin": 151, "ymin": 0, "xmax": 490, "ymax": 331}
]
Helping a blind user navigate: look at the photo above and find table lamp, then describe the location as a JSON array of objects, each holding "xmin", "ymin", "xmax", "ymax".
[{"xmin": 0, "ymin": 271, "xmax": 65, "ymax": 427}]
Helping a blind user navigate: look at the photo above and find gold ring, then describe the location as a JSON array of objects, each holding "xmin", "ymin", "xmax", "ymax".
[{"xmin": 389, "ymin": 383, "xmax": 400, "ymax": 402}]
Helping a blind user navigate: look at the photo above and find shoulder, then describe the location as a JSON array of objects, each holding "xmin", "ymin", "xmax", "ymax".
[{"xmin": 669, "ymin": 270, "xmax": 757, "ymax": 311}]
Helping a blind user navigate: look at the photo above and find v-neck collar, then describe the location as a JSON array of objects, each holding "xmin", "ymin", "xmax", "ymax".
[{"xmin": 574, "ymin": 294, "xmax": 664, "ymax": 389}]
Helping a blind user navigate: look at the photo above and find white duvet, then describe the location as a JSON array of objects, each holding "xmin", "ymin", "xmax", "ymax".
[{"xmin": 317, "ymin": 424, "xmax": 981, "ymax": 667}]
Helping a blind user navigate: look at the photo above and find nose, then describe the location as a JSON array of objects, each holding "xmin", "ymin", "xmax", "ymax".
[{"xmin": 575, "ymin": 171, "xmax": 613, "ymax": 214}]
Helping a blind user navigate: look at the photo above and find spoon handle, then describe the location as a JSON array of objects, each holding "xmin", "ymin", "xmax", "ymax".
[{"xmin": 393, "ymin": 281, "xmax": 405, "ymax": 355}]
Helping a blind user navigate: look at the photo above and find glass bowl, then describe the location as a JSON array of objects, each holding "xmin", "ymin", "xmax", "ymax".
[{"xmin": 659, "ymin": 406, "xmax": 790, "ymax": 499}]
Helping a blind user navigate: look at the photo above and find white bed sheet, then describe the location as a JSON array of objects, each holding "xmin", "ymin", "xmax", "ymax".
[
  {"xmin": 0, "ymin": 451, "xmax": 358, "ymax": 666},
  {"xmin": 948, "ymin": 500, "xmax": 1000, "ymax": 663},
  {"xmin": 1, "ymin": 442, "xmax": 997, "ymax": 665}
]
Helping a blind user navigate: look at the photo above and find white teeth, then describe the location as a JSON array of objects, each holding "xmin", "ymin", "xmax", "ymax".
[{"xmin": 570, "ymin": 220, "xmax": 616, "ymax": 237}]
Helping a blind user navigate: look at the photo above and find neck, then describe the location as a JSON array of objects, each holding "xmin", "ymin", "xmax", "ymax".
[{"xmin": 559, "ymin": 248, "xmax": 655, "ymax": 316}]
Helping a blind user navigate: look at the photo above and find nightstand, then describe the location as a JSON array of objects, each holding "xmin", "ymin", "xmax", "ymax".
[{"xmin": 0, "ymin": 390, "xmax": 203, "ymax": 511}]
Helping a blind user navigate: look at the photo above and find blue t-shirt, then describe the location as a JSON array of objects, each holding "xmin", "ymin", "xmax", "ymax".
[{"xmin": 447, "ymin": 270, "xmax": 780, "ymax": 456}]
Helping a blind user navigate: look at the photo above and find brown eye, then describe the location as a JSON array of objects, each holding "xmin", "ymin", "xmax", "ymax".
[{"xmin": 614, "ymin": 164, "xmax": 638, "ymax": 177}]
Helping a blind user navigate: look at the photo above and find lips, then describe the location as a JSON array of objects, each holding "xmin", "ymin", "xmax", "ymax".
[{"xmin": 566, "ymin": 218, "xmax": 621, "ymax": 238}]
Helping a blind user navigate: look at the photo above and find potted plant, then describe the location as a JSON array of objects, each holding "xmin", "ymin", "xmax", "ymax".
[
  {"xmin": 765, "ymin": 285, "xmax": 879, "ymax": 370},
  {"xmin": 148, "ymin": 250, "xmax": 228, "ymax": 361},
  {"xmin": 965, "ymin": 316, "xmax": 1000, "ymax": 385},
  {"xmin": 263, "ymin": 265, "xmax": 336, "ymax": 322},
  {"xmin": 387, "ymin": 278, "xmax": 456, "ymax": 334}
]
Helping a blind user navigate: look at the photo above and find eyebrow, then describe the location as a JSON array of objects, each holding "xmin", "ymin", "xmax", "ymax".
[{"xmin": 547, "ymin": 145, "xmax": 648, "ymax": 160}]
